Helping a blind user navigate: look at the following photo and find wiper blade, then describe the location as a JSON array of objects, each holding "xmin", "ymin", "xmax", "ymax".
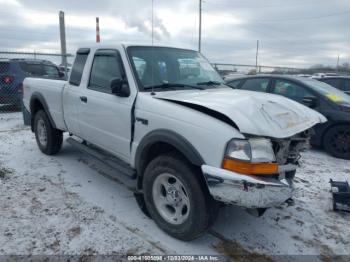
[
  {"xmin": 144, "ymin": 83, "xmax": 204, "ymax": 90},
  {"xmin": 196, "ymin": 80, "xmax": 222, "ymax": 86}
]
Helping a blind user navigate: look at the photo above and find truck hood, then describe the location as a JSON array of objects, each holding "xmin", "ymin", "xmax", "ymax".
[{"xmin": 154, "ymin": 88, "xmax": 327, "ymax": 138}]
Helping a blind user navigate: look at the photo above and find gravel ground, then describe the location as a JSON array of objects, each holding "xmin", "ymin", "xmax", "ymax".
[{"xmin": 0, "ymin": 112, "xmax": 349, "ymax": 261}]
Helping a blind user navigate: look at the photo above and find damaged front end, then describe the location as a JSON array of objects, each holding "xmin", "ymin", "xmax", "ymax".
[
  {"xmin": 201, "ymin": 130, "xmax": 311, "ymax": 210},
  {"xmin": 272, "ymin": 129, "xmax": 312, "ymax": 178}
]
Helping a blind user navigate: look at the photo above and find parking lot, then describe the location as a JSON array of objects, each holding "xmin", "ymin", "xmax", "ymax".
[{"xmin": 0, "ymin": 112, "xmax": 349, "ymax": 260}]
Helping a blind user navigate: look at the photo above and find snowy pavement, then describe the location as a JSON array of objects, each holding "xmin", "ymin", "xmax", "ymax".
[{"xmin": 0, "ymin": 113, "xmax": 349, "ymax": 260}]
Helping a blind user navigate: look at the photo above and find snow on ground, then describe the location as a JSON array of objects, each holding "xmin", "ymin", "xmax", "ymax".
[
  {"xmin": 0, "ymin": 114, "xmax": 349, "ymax": 260},
  {"xmin": 214, "ymin": 150, "xmax": 350, "ymax": 257},
  {"xmin": 0, "ymin": 112, "xmax": 25, "ymax": 131}
]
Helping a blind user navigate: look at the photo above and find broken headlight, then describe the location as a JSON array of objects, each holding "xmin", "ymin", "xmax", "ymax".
[{"xmin": 225, "ymin": 138, "xmax": 276, "ymax": 163}]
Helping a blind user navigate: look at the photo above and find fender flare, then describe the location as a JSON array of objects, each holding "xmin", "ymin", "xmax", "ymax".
[
  {"xmin": 135, "ymin": 129, "xmax": 205, "ymax": 176},
  {"xmin": 29, "ymin": 92, "xmax": 57, "ymax": 130}
]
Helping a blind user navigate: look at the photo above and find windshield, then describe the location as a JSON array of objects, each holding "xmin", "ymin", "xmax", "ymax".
[
  {"xmin": 127, "ymin": 46, "xmax": 224, "ymax": 91},
  {"xmin": 301, "ymin": 78, "xmax": 350, "ymax": 106}
]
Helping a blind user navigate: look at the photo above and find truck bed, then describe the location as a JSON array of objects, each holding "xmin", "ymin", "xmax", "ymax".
[{"xmin": 23, "ymin": 78, "xmax": 67, "ymax": 131}]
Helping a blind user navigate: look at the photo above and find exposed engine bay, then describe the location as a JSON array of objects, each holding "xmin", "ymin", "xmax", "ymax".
[{"xmin": 272, "ymin": 129, "xmax": 312, "ymax": 166}]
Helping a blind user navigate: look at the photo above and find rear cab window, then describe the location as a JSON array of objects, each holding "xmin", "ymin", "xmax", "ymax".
[{"xmin": 69, "ymin": 48, "xmax": 90, "ymax": 86}]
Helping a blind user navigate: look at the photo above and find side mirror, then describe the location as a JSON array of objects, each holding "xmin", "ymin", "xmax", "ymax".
[
  {"xmin": 110, "ymin": 78, "xmax": 130, "ymax": 97},
  {"xmin": 58, "ymin": 71, "xmax": 65, "ymax": 78},
  {"xmin": 302, "ymin": 96, "xmax": 318, "ymax": 108}
]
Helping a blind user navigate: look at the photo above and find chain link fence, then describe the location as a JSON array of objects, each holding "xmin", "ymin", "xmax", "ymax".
[
  {"xmin": 212, "ymin": 63, "xmax": 304, "ymax": 78},
  {"xmin": 212, "ymin": 63, "xmax": 350, "ymax": 79},
  {"xmin": 0, "ymin": 50, "xmax": 74, "ymax": 131}
]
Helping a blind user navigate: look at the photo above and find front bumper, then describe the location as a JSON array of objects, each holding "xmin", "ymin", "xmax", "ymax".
[{"xmin": 202, "ymin": 164, "xmax": 296, "ymax": 208}]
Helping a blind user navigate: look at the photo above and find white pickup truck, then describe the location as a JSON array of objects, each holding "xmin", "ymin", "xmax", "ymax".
[{"xmin": 23, "ymin": 44, "xmax": 326, "ymax": 240}]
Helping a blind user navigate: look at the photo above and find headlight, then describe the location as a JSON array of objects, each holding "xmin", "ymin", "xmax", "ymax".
[
  {"xmin": 249, "ymin": 138, "xmax": 275, "ymax": 162},
  {"xmin": 225, "ymin": 139, "xmax": 251, "ymax": 161},
  {"xmin": 225, "ymin": 138, "xmax": 275, "ymax": 163},
  {"xmin": 223, "ymin": 138, "xmax": 278, "ymax": 175}
]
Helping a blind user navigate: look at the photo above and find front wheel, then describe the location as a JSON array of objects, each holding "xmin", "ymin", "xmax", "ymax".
[
  {"xmin": 323, "ymin": 125, "xmax": 350, "ymax": 160},
  {"xmin": 34, "ymin": 110, "xmax": 63, "ymax": 155},
  {"xmin": 143, "ymin": 153, "xmax": 216, "ymax": 241}
]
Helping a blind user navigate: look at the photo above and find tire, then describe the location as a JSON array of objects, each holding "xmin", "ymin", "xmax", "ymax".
[
  {"xmin": 34, "ymin": 110, "xmax": 63, "ymax": 155},
  {"xmin": 323, "ymin": 125, "xmax": 350, "ymax": 160},
  {"xmin": 143, "ymin": 153, "xmax": 216, "ymax": 241}
]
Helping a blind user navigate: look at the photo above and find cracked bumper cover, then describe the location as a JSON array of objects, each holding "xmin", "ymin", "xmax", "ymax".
[{"xmin": 201, "ymin": 165, "xmax": 296, "ymax": 208}]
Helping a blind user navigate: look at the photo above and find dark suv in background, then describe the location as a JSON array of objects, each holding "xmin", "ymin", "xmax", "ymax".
[
  {"xmin": 316, "ymin": 76, "xmax": 350, "ymax": 96},
  {"xmin": 0, "ymin": 59, "xmax": 64, "ymax": 108},
  {"xmin": 226, "ymin": 75, "xmax": 350, "ymax": 160}
]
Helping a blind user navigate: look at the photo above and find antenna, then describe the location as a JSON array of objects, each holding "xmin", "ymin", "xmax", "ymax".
[
  {"xmin": 151, "ymin": 0, "xmax": 155, "ymax": 95},
  {"xmin": 256, "ymin": 40, "xmax": 259, "ymax": 71},
  {"xmin": 198, "ymin": 0, "xmax": 202, "ymax": 52},
  {"xmin": 152, "ymin": 0, "xmax": 154, "ymax": 46}
]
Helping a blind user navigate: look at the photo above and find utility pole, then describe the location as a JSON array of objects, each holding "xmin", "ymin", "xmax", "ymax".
[
  {"xmin": 255, "ymin": 40, "xmax": 259, "ymax": 70},
  {"xmin": 198, "ymin": 0, "xmax": 202, "ymax": 53},
  {"xmin": 59, "ymin": 11, "xmax": 67, "ymax": 68},
  {"xmin": 96, "ymin": 17, "xmax": 100, "ymax": 43}
]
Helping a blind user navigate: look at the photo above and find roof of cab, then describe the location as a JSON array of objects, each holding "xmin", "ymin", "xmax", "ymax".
[{"xmin": 75, "ymin": 43, "xmax": 196, "ymax": 53}]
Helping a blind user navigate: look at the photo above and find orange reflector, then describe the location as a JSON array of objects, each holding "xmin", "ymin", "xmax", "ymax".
[{"xmin": 222, "ymin": 158, "xmax": 278, "ymax": 175}]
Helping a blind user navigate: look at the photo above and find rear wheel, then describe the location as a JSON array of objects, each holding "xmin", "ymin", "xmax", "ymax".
[
  {"xmin": 34, "ymin": 110, "xmax": 63, "ymax": 155},
  {"xmin": 143, "ymin": 153, "xmax": 217, "ymax": 241},
  {"xmin": 323, "ymin": 125, "xmax": 350, "ymax": 160}
]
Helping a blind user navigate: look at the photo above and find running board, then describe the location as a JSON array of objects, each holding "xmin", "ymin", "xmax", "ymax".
[{"xmin": 67, "ymin": 137, "xmax": 136, "ymax": 179}]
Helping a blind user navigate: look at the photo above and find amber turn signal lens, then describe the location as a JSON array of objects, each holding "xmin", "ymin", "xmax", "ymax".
[{"xmin": 222, "ymin": 158, "xmax": 278, "ymax": 175}]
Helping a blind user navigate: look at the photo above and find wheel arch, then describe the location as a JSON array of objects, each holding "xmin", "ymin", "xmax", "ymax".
[
  {"xmin": 29, "ymin": 92, "xmax": 57, "ymax": 132},
  {"xmin": 134, "ymin": 129, "xmax": 205, "ymax": 190}
]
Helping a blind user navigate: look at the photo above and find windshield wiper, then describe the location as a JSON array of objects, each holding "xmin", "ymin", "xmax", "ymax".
[
  {"xmin": 144, "ymin": 83, "xmax": 204, "ymax": 90},
  {"xmin": 196, "ymin": 80, "xmax": 222, "ymax": 86}
]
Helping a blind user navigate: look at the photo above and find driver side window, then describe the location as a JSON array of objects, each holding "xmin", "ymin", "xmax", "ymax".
[
  {"xmin": 273, "ymin": 79, "xmax": 314, "ymax": 103},
  {"xmin": 89, "ymin": 51, "xmax": 123, "ymax": 93}
]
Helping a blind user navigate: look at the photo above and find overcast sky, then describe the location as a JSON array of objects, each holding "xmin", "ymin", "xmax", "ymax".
[{"xmin": 0, "ymin": 0, "xmax": 349, "ymax": 68}]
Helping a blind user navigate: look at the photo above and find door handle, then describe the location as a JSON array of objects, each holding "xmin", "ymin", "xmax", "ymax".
[{"xmin": 80, "ymin": 96, "xmax": 87, "ymax": 103}]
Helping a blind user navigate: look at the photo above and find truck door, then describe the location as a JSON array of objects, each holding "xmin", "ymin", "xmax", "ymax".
[
  {"xmin": 62, "ymin": 48, "xmax": 90, "ymax": 136},
  {"xmin": 77, "ymin": 49, "xmax": 135, "ymax": 162}
]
